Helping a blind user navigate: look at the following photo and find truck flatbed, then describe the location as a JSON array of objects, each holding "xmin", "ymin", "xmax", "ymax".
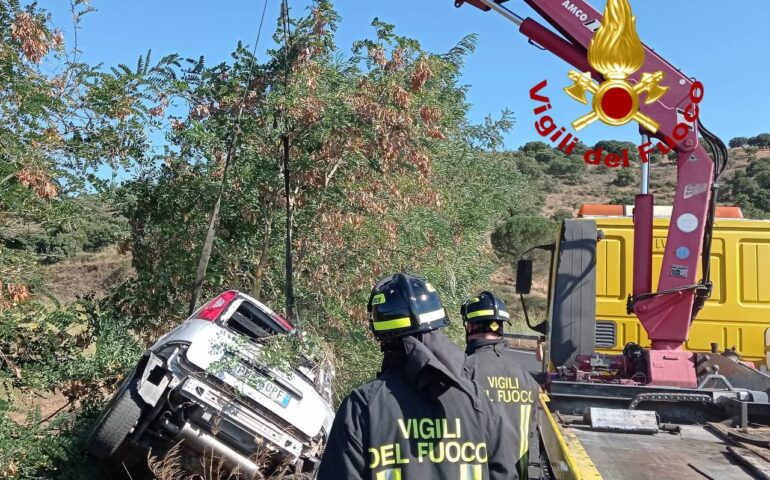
[{"xmin": 570, "ymin": 425, "xmax": 753, "ymax": 479}]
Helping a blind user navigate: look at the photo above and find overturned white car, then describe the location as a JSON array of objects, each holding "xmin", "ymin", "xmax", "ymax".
[{"xmin": 88, "ymin": 291, "xmax": 335, "ymax": 477}]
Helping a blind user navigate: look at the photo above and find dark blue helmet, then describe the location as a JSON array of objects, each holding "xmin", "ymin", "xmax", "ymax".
[
  {"xmin": 460, "ymin": 291, "xmax": 510, "ymax": 328},
  {"xmin": 368, "ymin": 273, "xmax": 449, "ymax": 340}
]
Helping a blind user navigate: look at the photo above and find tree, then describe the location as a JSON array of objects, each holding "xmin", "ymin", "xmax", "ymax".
[
  {"xmin": 729, "ymin": 136, "xmax": 749, "ymax": 149},
  {"xmin": 519, "ymin": 141, "xmax": 550, "ymax": 154},
  {"xmin": 491, "ymin": 215, "xmax": 556, "ymax": 260},
  {"xmin": 115, "ymin": 6, "xmax": 528, "ymax": 397},
  {"xmin": 748, "ymin": 133, "xmax": 770, "ymax": 150}
]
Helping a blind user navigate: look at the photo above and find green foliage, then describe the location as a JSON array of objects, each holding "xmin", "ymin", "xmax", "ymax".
[
  {"xmin": 613, "ymin": 168, "xmax": 637, "ymax": 187},
  {"xmin": 491, "ymin": 215, "xmax": 557, "ymax": 260},
  {"xmin": 2, "ymin": 195, "xmax": 127, "ymax": 265},
  {"xmin": 519, "ymin": 141, "xmax": 550, "ymax": 154},
  {"xmin": 551, "ymin": 209, "xmax": 573, "ymax": 222},
  {"xmin": 514, "ymin": 154, "xmax": 543, "ymax": 179},
  {"xmin": 729, "ymin": 136, "xmax": 749, "ymax": 149},
  {"xmin": 727, "ymin": 157, "xmax": 770, "ymax": 218},
  {"xmin": 108, "ymin": 5, "xmax": 527, "ymax": 402},
  {"xmin": 0, "ymin": 296, "xmax": 141, "ymax": 479},
  {"xmin": 546, "ymin": 155, "xmax": 585, "ymax": 185},
  {"xmin": 748, "ymin": 133, "xmax": 770, "ymax": 149},
  {"xmin": 611, "ymin": 192, "xmax": 636, "ymax": 205}
]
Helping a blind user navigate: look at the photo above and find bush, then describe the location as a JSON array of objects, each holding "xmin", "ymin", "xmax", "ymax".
[
  {"xmin": 551, "ymin": 209, "xmax": 573, "ymax": 222},
  {"xmin": 514, "ymin": 155, "xmax": 543, "ymax": 179},
  {"xmin": 547, "ymin": 157, "xmax": 585, "ymax": 185},
  {"xmin": 612, "ymin": 193, "xmax": 636, "ymax": 205},
  {"xmin": 535, "ymin": 149, "xmax": 558, "ymax": 164},
  {"xmin": 613, "ymin": 168, "xmax": 637, "ymax": 187}
]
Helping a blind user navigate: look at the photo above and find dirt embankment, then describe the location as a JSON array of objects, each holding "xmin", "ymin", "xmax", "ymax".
[{"xmin": 43, "ymin": 247, "xmax": 133, "ymax": 303}]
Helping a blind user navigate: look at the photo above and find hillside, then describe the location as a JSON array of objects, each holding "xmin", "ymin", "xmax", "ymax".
[
  {"xmin": 492, "ymin": 144, "xmax": 770, "ymax": 335},
  {"xmin": 543, "ymin": 146, "xmax": 769, "ymax": 216}
]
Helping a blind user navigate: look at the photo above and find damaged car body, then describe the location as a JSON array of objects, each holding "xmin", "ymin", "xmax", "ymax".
[{"xmin": 88, "ymin": 291, "xmax": 335, "ymax": 477}]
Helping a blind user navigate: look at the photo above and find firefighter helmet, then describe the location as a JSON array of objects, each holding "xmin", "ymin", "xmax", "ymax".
[
  {"xmin": 368, "ymin": 273, "xmax": 449, "ymax": 340},
  {"xmin": 460, "ymin": 291, "xmax": 511, "ymax": 329}
]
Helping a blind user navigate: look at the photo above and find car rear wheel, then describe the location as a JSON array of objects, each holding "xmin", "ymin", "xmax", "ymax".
[{"xmin": 88, "ymin": 376, "xmax": 144, "ymax": 459}]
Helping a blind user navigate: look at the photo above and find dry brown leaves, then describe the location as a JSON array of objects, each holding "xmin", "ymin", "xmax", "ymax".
[
  {"xmin": 312, "ymin": 7, "xmax": 328, "ymax": 36},
  {"xmin": 427, "ymin": 127, "xmax": 446, "ymax": 140},
  {"xmin": 171, "ymin": 118, "xmax": 186, "ymax": 131},
  {"xmin": 11, "ymin": 12, "xmax": 49, "ymax": 63},
  {"xmin": 49, "ymin": 74, "xmax": 66, "ymax": 97},
  {"xmin": 419, "ymin": 106, "xmax": 441, "ymax": 125},
  {"xmin": 391, "ymin": 84, "xmax": 411, "ymax": 109},
  {"xmin": 411, "ymin": 58, "xmax": 432, "ymax": 91},
  {"xmin": 408, "ymin": 150, "xmax": 431, "ymax": 177},
  {"xmin": 289, "ymin": 96, "xmax": 325, "ymax": 125},
  {"xmin": 0, "ymin": 282, "xmax": 31, "ymax": 311},
  {"xmin": 16, "ymin": 166, "xmax": 58, "ymax": 199},
  {"xmin": 388, "ymin": 48, "xmax": 406, "ymax": 72},
  {"xmin": 191, "ymin": 103, "xmax": 212, "ymax": 120},
  {"xmin": 369, "ymin": 46, "xmax": 387, "ymax": 67}
]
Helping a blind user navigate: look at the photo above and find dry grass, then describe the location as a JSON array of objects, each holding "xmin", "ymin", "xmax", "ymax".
[
  {"xmin": 42, "ymin": 245, "xmax": 134, "ymax": 303},
  {"xmin": 146, "ymin": 440, "xmax": 313, "ymax": 480}
]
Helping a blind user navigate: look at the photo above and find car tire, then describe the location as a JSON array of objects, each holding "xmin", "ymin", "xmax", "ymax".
[{"xmin": 88, "ymin": 375, "xmax": 144, "ymax": 460}]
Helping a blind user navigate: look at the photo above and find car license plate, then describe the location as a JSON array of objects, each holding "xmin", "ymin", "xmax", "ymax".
[{"xmin": 229, "ymin": 362, "xmax": 291, "ymax": 408}]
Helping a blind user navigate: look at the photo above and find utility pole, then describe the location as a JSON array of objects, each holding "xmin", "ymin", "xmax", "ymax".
[
  {"xmin": 283, "ymin": 133, "xmax": 297, "ymax": 323},
  {"xmin": 280, "ymin": 0, "xmax": 298, "ymax": 324}
]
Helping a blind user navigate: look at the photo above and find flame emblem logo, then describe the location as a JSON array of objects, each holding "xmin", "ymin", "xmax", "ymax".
[{"xmin": 564, "ymin": 0, "xmax": 668, "ymax": 132}]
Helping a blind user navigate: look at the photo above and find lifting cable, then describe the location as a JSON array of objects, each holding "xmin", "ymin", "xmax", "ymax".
[{"xmin": 188, "ymin": 0, "xmax": 271, "ymax": 316}]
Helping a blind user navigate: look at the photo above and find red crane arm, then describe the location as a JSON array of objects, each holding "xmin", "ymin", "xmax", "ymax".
[{"xmin": 455, "ymin": 0, "xmax": 721, "ymax": 360}]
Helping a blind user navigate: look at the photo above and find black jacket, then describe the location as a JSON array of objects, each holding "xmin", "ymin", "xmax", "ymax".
[
  {"xmin": 464, "ymin": 339, "xmax": 540, "ymax": 480},
  {"xmin": 317, "ymin": 331, "xmax": 519, "ymax": 480}
]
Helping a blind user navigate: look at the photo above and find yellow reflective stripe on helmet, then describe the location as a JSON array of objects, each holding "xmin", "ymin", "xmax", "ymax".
[
  {"xmin": 373, "ymin": 317, "xmax": 411, "ymax": 331},
  {"xmin": 466, "ymin": 309, "xmax": 495, "ymax": 319},
  {"xmin": 372, "ymin": 293, "xmax": 386, "ymax": 305}
]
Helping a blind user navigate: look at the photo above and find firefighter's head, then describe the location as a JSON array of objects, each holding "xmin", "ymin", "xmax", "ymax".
[
  {"xmin": 368, "ymin": 273, "xmax": 449, "ymax": 343},
  {"xmin": 460, "ymin": 291, "xmax": 510, "ymax": 340}
]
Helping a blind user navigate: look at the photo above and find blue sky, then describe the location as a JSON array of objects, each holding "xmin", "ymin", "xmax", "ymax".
[{"xmin": 42, "ymin": 0, "xmax": 770, "ymax": 149}]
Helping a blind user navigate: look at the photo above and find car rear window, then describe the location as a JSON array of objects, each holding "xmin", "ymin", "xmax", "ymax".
[{"xmin": 224, "ymin": 300, "xmax": 286, "ymax": 342}]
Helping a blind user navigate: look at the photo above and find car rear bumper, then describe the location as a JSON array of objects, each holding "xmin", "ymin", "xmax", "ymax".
[{"xmin": 177, "ymin": 376, "xmax": 304, "ymax": 458}]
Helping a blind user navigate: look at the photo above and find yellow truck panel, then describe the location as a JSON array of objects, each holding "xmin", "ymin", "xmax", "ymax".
[{"xmin": 591, "ymin": 216, "xmax": 770, "ymax": 364}]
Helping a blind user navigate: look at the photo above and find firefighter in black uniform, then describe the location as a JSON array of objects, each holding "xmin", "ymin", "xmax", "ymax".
[
  {"xmin": 318, "ymin": 273, "xmax": 518, "ymax": 480},
  {"xmin": 461, "ymin": 291, "xmax": 540, "ymax": 480}
]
